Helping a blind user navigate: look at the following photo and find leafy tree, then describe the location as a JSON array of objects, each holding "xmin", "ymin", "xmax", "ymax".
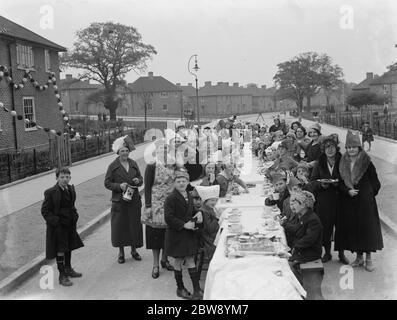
[
  {"xmin": 62, "ymin": 22, "xmax": 157, "ymax": 120},
  {"xmin": 274, "ymin": 52, "xmax": 343, "ymax": 114},
  {"xmin": 346, "ymin": 91, "xmax": 388, "ymax": 108}
]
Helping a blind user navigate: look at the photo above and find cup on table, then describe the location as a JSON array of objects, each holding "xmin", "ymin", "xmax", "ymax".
[{"xmin": 272, "ymin": 193, "xmax": 280, "ymax": 200}]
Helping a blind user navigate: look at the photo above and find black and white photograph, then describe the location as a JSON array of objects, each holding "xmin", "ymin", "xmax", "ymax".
[{"xmin": 0, "ymin": 0, "xmax": 396, "ymax": 304}]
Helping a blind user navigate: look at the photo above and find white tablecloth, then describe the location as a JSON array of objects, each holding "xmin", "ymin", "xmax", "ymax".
[{"xmin": 203, "ymin": 145, "xmax": 306, "ymax": 300}]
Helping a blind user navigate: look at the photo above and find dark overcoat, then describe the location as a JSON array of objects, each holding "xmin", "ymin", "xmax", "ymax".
[
  {"xmin": 337, "ymin": 151, "xmax": 383, "ymax": 252},
  {"xmin": 289, "ymin": 209, "xmax": 323, "ymax": 263},
  {"xmin": 41, "ymin": 184, "xmax": 84, "ymax": 259},
  {"xmin": 310, "ymin": 152, "xmax": 342, "ymax": 247},
  {"xmin": 164, "ymin": 189, "xmax": 199, "ymax": 258},
  {"xmin": 197, "ymin": 204, "xmax": 220, "ymax": 260},
  {"xmin": 104, "ymin": 157, "xmax": 143, "ymax": 248}
]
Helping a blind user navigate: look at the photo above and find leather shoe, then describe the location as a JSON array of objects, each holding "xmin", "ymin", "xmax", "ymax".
[
  {"xmin": 59, "ymin": 274, "xmax": 73, "ymax": 287},
  {"xmin": 176, "ymin": 287, "xmax": 192, "ymax": 300},
  {"xmin": 321, "ymin": 253, "xmax": 332, "ymax": 263},
  {"xmin": 338, "ymin": 254, "xmax": 350, "ymax": 265},
  {"xmin": 64, "ymin": 268, "xmax": 82, "ymax": 278},
  {"xmin": 118, "ymin": 256, "xmax": 125, "ymax": 264},
  {"xmin": 192, "ymin": 289, "xmax": 204, "ymax": 300},
  {"xmin": 161, "ymin": 260, "xmax": 174, "ymax": 271},
  {"xmin": 152, "ymin": 266, "xmax": 160, "ymax": 279},
  {"xmin": 131, "ymin": 251, "xmax": 142, "ymax": 261}
]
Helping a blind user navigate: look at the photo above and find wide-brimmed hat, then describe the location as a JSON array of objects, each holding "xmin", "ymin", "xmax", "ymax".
[
  {"xmin": 112, "ymin": 135, "xmax": 136, "ymax": 154},
  {"xmin": 270, "ymin": 171, "xmax": 287, "ymax": 183}
]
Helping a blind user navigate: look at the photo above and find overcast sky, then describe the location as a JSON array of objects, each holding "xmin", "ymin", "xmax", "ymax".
[{"xmin": 2, "ymin": 0, "xmax": 397, "ymax": 87}]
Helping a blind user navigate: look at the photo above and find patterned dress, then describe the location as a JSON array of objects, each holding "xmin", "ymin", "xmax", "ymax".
[{"xmin": 143, "ymin": 162, "xmax": 175, "ymax": 249}]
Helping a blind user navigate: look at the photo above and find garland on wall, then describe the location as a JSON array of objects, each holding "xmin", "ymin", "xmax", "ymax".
[{"xmin": 0, "ymin": 65, "xmax": 75, "ymax": 137}]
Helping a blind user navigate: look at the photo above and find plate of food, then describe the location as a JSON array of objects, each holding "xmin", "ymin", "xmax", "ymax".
[{"xmin": 317, "ymin": 178, "xmax": 338, "ymax": 184}]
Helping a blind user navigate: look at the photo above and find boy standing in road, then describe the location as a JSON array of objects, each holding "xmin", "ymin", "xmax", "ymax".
[{"xmin": 41, "ymin": 167, "xmax": 84, "ymax": 287}]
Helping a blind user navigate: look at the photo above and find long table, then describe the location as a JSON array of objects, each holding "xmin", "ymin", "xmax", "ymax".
[{"xmin": 203, "ymin": 148, "xmax": 306, "ymax": 300}]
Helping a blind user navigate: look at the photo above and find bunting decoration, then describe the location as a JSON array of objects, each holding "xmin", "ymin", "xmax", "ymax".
[{"xmin": 0, "ymin": 64, "xmax": 75, "ymax": 137}]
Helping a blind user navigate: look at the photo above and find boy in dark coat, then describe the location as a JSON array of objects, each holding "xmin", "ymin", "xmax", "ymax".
[
  {"xmin": 164, "ymin": 169, "xmax": 203, "ymax": 300},
  {"xmin": 41, "ymin": 167, "xmax": 84, "ymax": 287},
  {"xmin": 285, "ymin": 191, "xmax": 323, "ymax": 283}
]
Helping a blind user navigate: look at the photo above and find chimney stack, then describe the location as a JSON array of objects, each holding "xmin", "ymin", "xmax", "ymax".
[
  {"xmin": 176, "ymin": 83, "xmax": 181, "ymax": 86},
  {"xmin": 261, "ymin": 85, "xmax": 267, "ymax": 89},
  {"xmin": 366, "ymin": 72, "xmax": 373, "ymax": 80},
  {"xmin": 233, "ymin": 82, "xmax": 239, "ymax": 87},
  {"xmin": 65, "ymin": 74, "xmax": 73, "ymax": 81},
  {"xmin": 188, "ymin": 83, "xmax": 192, "ymax": 86},
  {"xmin": 148, "ymin": 71, "xmax": 154, "ymax": 79},
  {"xmin": 224, "ymin": 82, "xmax": 229, "ymax": 86},
  {"xmin": 205, "ymin": 81, "xmax": 212, "ymax": 86},
  {"xmin": 217, "ymin": 82, "xmax": 223, "ymax": 86}
]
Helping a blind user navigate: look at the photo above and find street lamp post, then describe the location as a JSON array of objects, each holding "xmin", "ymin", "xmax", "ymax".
[{"xmin": 188, "ymin": 54, "xmax": 200, "ymax": 127}]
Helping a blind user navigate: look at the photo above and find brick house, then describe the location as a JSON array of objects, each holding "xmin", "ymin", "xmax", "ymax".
[
  {"xmin": 60, "ymin": 74, "xmax": 103, "ymax": 116},
  {"xmin": 127, "ymin": 72, "xmax": 183, "ymax": 117},
  {"xmin": 0, "ymin": 15, "xmax": 66, "ymax": 152},
  {"xmin": 353, "ymin": 71, "xmax": 397, "ymax": 112}
]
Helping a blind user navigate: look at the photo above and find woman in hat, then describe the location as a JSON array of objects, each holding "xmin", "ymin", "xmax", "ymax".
[
  {"xmin": 285, "ymin": 131, "xmax": 300, "ymax": 161},
  {"xmin": 164, "ymin": 169, "xmax": 203, "ymax": 300},
  {"xmin": 309, "ymin": 135, "xmax": 349, "ymax": 264},
  {"xmin": 295, "ymin": 126, "xmax": 311, "ymax": 161},
  {"xmin": 104, "ymin": 135, "xmax": 143, "ymax": 264},
  {"xmin": 301, "ymin": 123, "xmax": 322, "ymax": 168},
  {"xmin": 143, "ymin": 140, "xmax": 175, "ymax": 279},
  {"xmin": 338, "ymin": 130, "xmax": 383, "ymax": 271}
]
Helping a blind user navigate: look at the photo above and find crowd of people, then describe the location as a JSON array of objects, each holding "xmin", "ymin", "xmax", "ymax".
[{"xmin": 40, "ymin": 114, "xmax": 384, "ymax": 300}]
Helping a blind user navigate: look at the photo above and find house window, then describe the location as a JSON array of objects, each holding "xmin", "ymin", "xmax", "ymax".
[
  {"xmin": 23, "ymin": 97, "xmax": 36, "ymax": 131},
  {"xmin": 163, "ymin": 104, "xmax": 168, "ymax": 111},
  {"xmin": 201, "ymin": 98, "xmax": 205, "ymax": 104},
  {"xmin": 147, "ymin": 102, "xmax": 153, "ymax": 110},
  {"xmin": 175, "ymin": 92, "xmax": 179, "ymax": 98},
  {"xmin": 383, "ymin": 85, "xmax": 388, "ymax": 94},
  {"xmin": 16, "ymin": 44, "xmax": 35, "ymax": 69},
  {"xmin": 161, "ymin": 92, "xmax": 168, "ymax": 98},
  {"xmin": 44, "ymin": 49, "xmax": 51, "ymax": 72},
  {"xmin": 75, "ymin": 102, "xmax": 79, "ymax": 112}
]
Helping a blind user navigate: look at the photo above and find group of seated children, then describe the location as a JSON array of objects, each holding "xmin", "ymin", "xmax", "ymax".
[{"xmin": 264, "ymin": 168, "xmax": 322, "ymax": 283}]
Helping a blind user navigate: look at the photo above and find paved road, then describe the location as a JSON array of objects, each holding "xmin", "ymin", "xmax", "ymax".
[
  {"xmin": 0, "ymin": 143, "xmax": 150, "ymax": 219},
  {"xmin": 2, "ymin": 112, "xmax": 396, "ymax": 299}
]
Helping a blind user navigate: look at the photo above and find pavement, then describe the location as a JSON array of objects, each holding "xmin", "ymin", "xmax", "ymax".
[{"xmin": 1, "ymin": 112, "xmax": 397, "ymax": 299}]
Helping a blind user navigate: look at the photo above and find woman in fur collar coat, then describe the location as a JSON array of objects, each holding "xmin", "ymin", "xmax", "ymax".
[{"xmin": 338, "ymin": 131, "xmax": 383, "ymax": 272}]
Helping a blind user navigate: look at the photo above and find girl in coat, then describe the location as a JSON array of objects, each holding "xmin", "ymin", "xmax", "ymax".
[
  {"xmin": 195, "ymin": 185, "xmax": 220, "ymax": 271},
  {"xmin": 104, "ymin": 135, "xmax": 143, "ymax": 264},
  {"xmin": 164, "ymin": 169, "xmax": 203, "ymax": 300},
  {"xmin": 338, "ymin": 130, "xmax": 383, "ymax": 272}
]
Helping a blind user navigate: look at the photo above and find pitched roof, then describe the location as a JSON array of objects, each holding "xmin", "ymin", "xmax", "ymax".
[
  {"xmin": 353, "ymin": 77, "xmax": 376, "ymax": 90},
  {"xmin": 59, "ymin": 79, "xmax": 103, "ymax": 90},
  {"xmin": 0, "ymin": 15, "xmax": 66, "ymax": 51},
  {"xmin": 369, "ymin": 69, "xmax": 397, "ymax": 85},
  {"xmin": 128, "ymin": 75, "xmax": 180, "ymax": 92},
  {"xmin": 198, "ymin": 84, "xmax": 250, "ymax": 96},
  {"xmin": 178, "ymin": 85, "xmax": 196, "ymax": 97},
  {"xmin": 247, "ymin": 86, "xmax": 278, "ymax": 97}
]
